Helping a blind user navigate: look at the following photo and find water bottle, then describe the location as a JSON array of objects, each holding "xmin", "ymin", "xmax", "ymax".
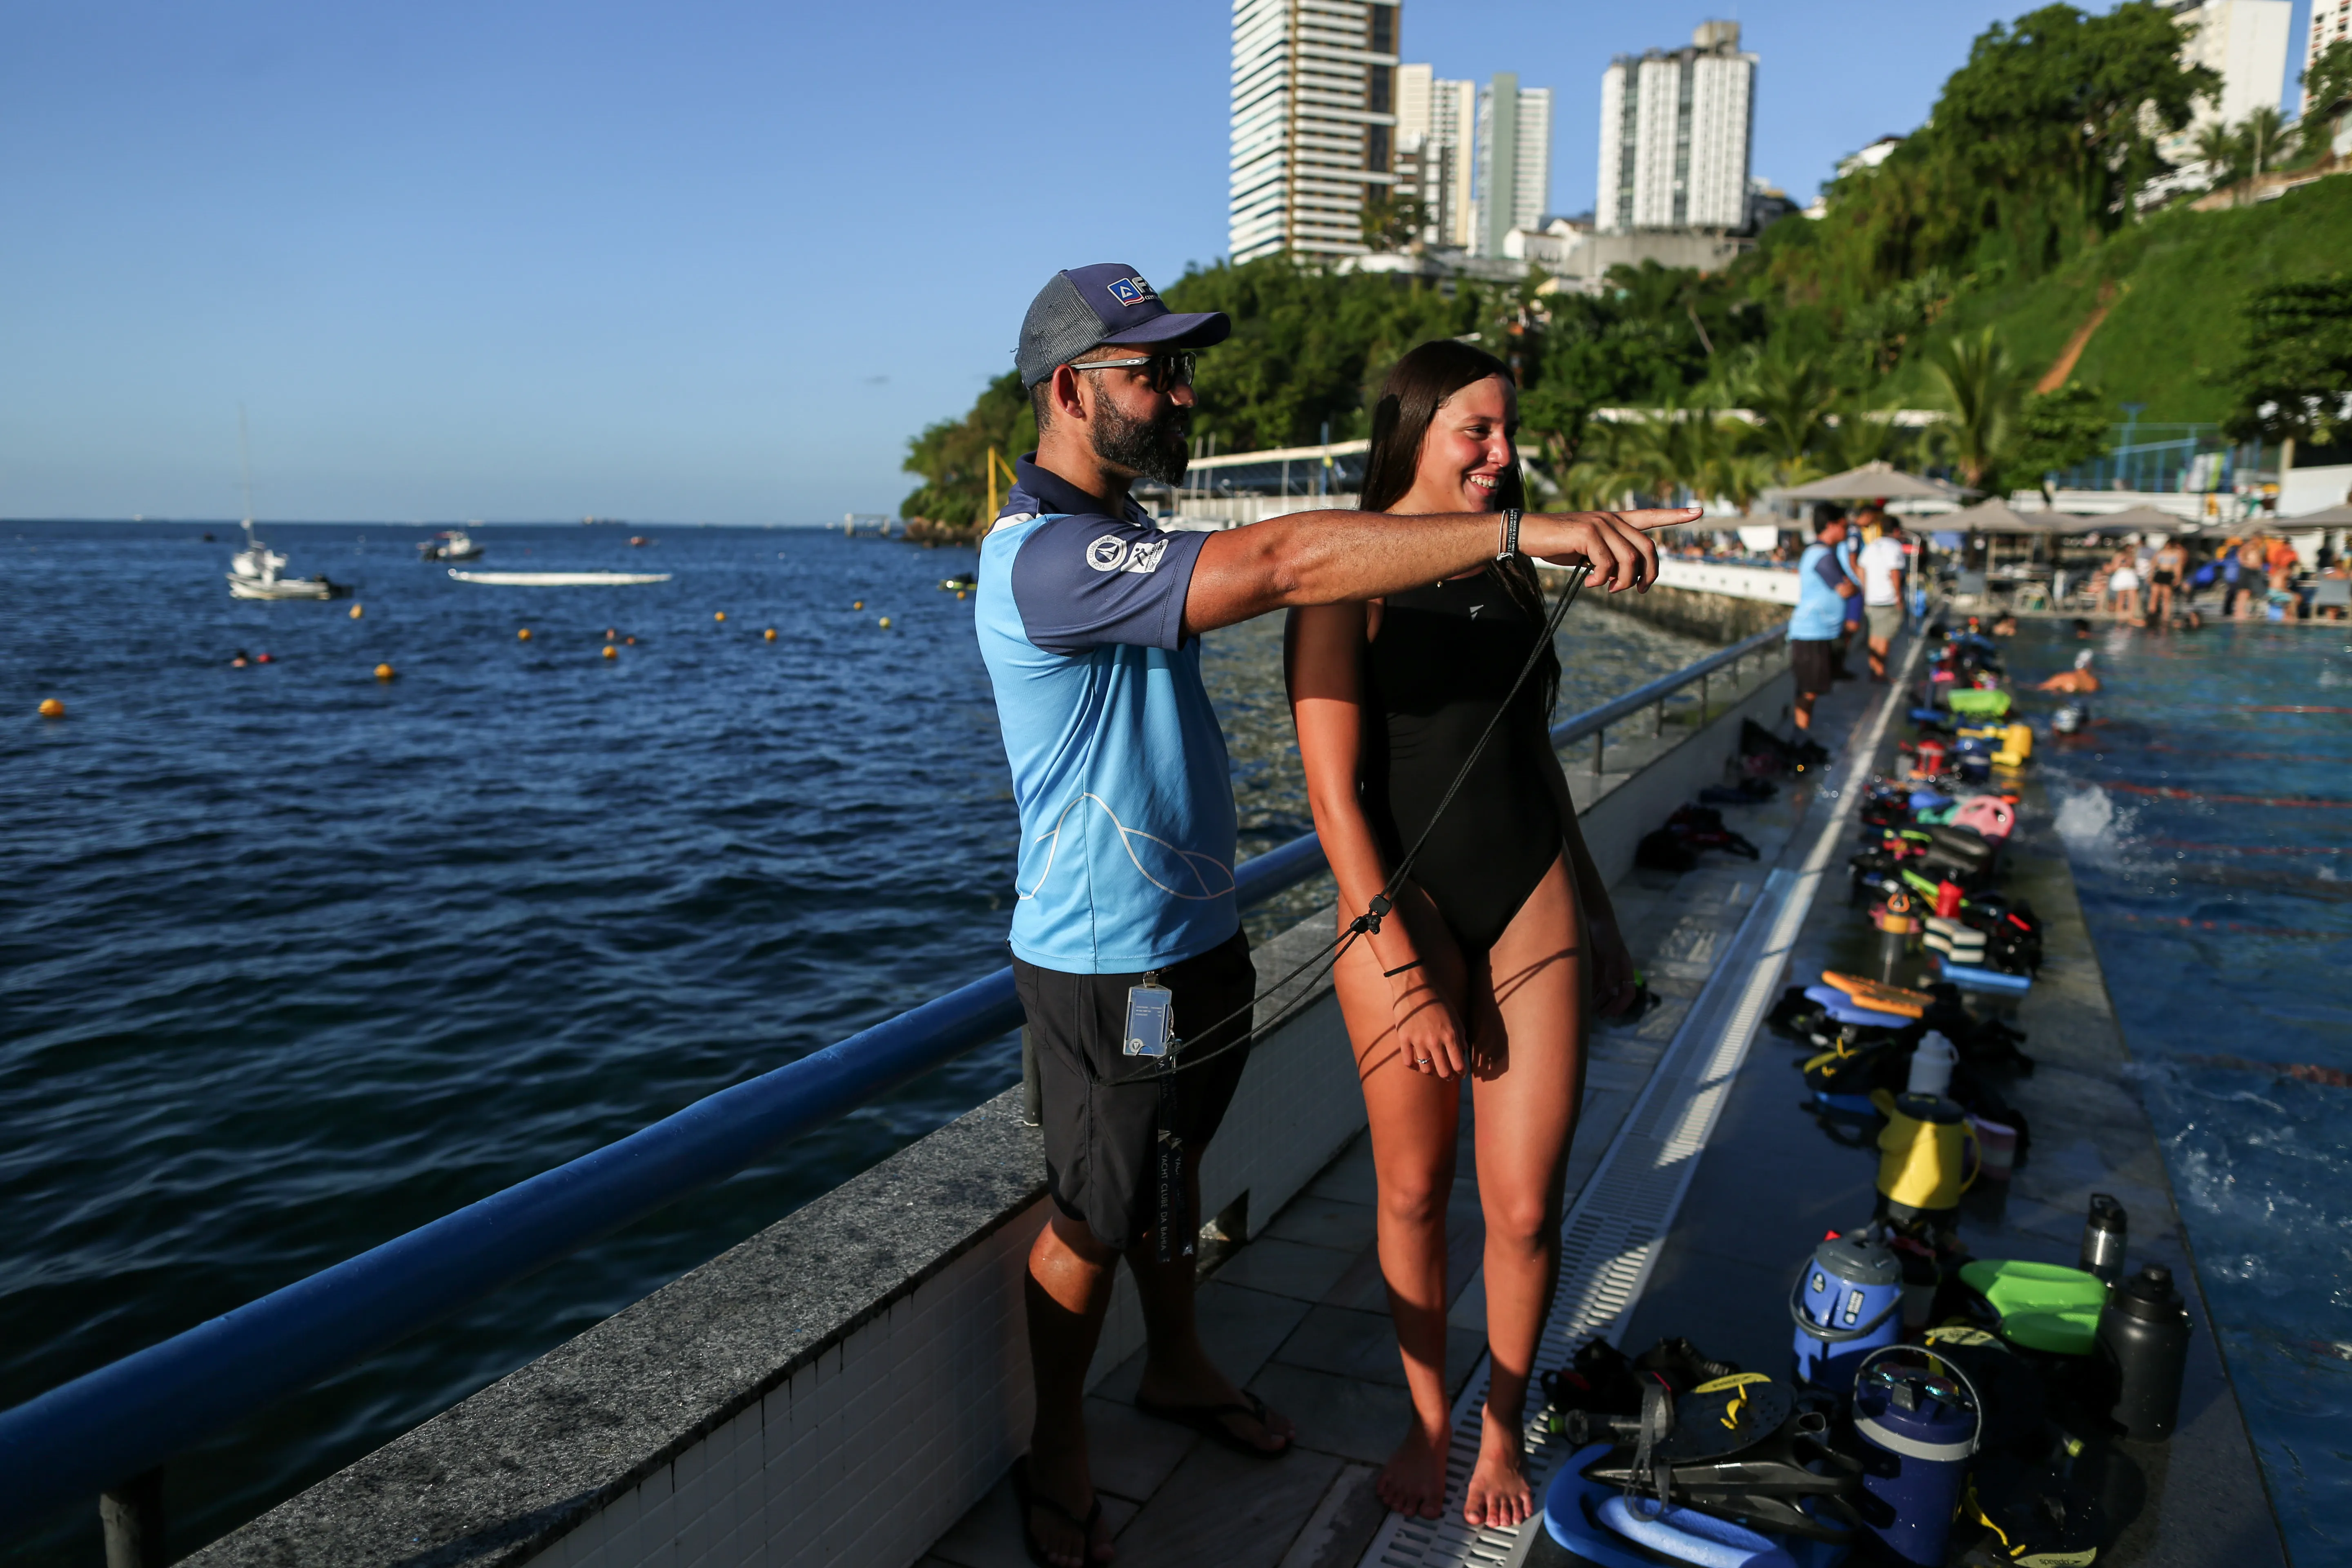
[
  {"xmin": 1852, "ymin": 1345, "xmax": 1982, "ymax": 1566},
  {"xmin": 2079, "ymin": 1194, "xmax": 2127, "ymax": 1285},
  {"xmin": 1906, "ymin": 1031, "xmax": 1957, "ymax": 1098},
  {"xmin": 2097, "ymin": 1264, "xmax": 2193, "ymax": 1441}
]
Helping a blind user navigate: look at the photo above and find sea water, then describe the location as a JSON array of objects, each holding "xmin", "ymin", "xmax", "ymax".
[
  {"xmin": 2024, "ymin": 617, "xmax": 2352, "ymax": 1560},
  {"xmin": 0, "ymin": 521, "xmax": 1714, "ymax": 1563}
]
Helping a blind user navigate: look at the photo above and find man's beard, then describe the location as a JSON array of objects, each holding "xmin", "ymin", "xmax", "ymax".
[{"xmin": 1089, "ymin": 393, "xmax": 1191, "ymax": 487}]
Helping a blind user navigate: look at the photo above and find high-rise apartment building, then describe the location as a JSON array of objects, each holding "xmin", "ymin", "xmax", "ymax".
[
  {"xmin": 2303, "ymin": 0, "xmax": 2351, "ymax": 111},
  {"xmin": 2162, "ymin": 0, "xmax": 2290, "ymax": 136},
  {"xmin": 1394, "ymin": 63, "xmax": 1474, "ymax": 248},
  {"xmin": 1472, "ymin": 74, "xmax": 1552, "ymax": 256},
  {"xmin": 1229, "ymin": 0, "xmax": 1402, "ymax": 263},
  {"xmin": 1595, "ymin": 20, "xmax": 1757, "ymax": 234}
]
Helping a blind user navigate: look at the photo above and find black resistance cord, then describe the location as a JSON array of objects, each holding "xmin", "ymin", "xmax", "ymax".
[{"xmin": 1157, "ymin": 560, "xmax": 1595, "ymax": 1082}]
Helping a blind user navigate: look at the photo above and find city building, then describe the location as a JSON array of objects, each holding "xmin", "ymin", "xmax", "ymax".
[
  {"xmin": 1228, "ymin": 0, "xmax": 1403, "ymax": 263},
  {"xmin": 1393, "ymin": 63, "xmax": 1474, "ymax": 248},
  {"xmin": 2157, "ymin": 0, "xmax": 2291, "ymax": 158},
  {"xmin": 1471, "ymin": 73, "xmax": 1553, "ymax": 256},
  {"xmin": 1595, "ymin": 20, "xmax": 1757, "ymax": 234},
  {"xmin": 2306, "ymin": 0, "xmax": 2352, "ymax": 113}
]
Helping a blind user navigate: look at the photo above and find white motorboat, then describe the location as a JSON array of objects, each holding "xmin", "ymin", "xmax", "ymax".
[
  {"xmin": 227, "ymin": 518, "xmax": 347, "ymax": 600},
  {"xmin": 448, "ymin": 569, "xmax": 672, "ymax": 586},
  {"xmin": 417, "ymin": 529, "xmax": 484, "ymax": 561}
]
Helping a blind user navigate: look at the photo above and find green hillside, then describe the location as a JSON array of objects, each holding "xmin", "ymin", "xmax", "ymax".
[{"xmin": 1884, "ymin": 176, "xmax": 2352, "ymax": 421}]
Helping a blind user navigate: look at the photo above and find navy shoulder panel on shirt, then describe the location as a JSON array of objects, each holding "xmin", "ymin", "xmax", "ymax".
[{"xmin": 1007, "ymin": 512, "xmax": 1208, "ymax": 655}]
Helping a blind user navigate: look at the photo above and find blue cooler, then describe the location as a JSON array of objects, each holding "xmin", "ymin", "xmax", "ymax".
[
  {"xmin": 1852, "ymin": 1346, "xmax": 1982, "ymax": 1566},
  {"xmin": 1790, "ymin": 1232, "xmax": 1902, "ymax": 1394}
]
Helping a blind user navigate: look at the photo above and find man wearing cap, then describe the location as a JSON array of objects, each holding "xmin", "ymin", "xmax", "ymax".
[{"xmin": 979, "ymin": 263, "xmax": 1693, "ymax": 1566}]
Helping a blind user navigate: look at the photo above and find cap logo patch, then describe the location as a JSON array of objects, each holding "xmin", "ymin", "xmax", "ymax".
[{"xmin": 1105, "ymin": 276, "xmax": 1158, "ymax": 307}]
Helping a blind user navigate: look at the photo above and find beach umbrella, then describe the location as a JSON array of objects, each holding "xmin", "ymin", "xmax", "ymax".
[
  {"xmin": 2283, "ymin": 501, "xmax": 2352, "ymax": 525},
  {"xmin": 1947, "ymin": 498, "xmax": 2087, "ymax": 535},
  {"xmin": 2081, "ymin": 503, "xmax": 2201, "ymax": 533},
  {"xmin": 1781, "ymin": 461, "xmax": 1965, "ymax": 501}
]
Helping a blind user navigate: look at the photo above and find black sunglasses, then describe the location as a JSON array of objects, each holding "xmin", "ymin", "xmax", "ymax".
[{"xmin": 1069, "ymin": 351, "xmax": 1197, "ymax": 394}]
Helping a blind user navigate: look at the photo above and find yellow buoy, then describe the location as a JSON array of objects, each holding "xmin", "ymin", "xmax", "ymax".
[
  {"xmin": 878, "ymin": 616, "xmax": 891, "ymax": 629},
  {"xmin": 349, "ymin": 604, "xmax": 364, "ymax": 619},
  {"xmin": 602, "ymin": 645, "xmax": 617, "ymax": 660},
  {"xmin": 38, "ymin": 697, "xmax": 65, "ymax": 719},
  {"xmin": 853, "ymin": 600, "xmax": 863, "ymax": 610},
  {"xmin": 764, "ymin": 627, "xmax": 777, "ymax": 641},
  {"xmin": 715, "ymin": 611, "xmax": 727, "ymax": 622},
  {"xmin": 374, "ymin": 663, "xmax": 396, "ymax": 681},
  {"xmin": 518, "ymin": 628, "xmax": 532, "ymax": 641}
]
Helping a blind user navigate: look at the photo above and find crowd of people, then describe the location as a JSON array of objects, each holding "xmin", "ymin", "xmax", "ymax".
[{"xmin": 2082, "ymin": 532, "xmax": 2346, "ymax": 623}]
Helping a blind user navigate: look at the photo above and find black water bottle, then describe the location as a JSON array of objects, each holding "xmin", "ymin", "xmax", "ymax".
[
  {"xmin": 2079, "ymin": 1193, "xmax": 2127, "ymax": 1285},
  {"xmin": 2097, "ymin": 1264, "xmax": 2192, "ymax": 1441}
]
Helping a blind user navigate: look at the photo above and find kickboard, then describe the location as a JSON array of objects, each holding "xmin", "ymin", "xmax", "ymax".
[
  {"xmin": 1820, "ymin": 971, "xmax": 1932, "ymax": 1018},
  {"xmin": 1935, "ymin": 959, "xmax": 2033, "ymax": 995},
  {"xmin": 1803, "ymin": 984, "xmax": 1911, "ymax": 1029}
]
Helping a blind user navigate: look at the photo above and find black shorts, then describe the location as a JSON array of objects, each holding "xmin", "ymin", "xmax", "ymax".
[
  {"xmin": 1791, "ymin": 638, "xmax": 1837, "ymax": 698},
  {"xmin": 1013, "ymin": 929, "xmax": 1256, "ymax": 1253}
]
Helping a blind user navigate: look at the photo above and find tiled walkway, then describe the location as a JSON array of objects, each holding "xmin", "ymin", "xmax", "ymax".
[{"xmin": 922, "ymin": 657, "xmax": 1882, "ymax": 1568}]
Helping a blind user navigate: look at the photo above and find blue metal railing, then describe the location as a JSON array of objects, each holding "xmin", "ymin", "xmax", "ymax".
[{"xmin": 0, "ymin": 617, "xmax": 1788, "ymax": 1545}]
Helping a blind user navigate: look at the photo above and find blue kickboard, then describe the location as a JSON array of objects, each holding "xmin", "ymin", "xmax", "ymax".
[
  {"xmin": 1543, "ymin": 1443, "xmax": 1847, "ymax": 1568},
  {"xmin": 1935, "ymin": 959, "xmax": 2032, "ymax": 994},
  {"xmin": 1803, "ymin": 984, "xmax": 1909, "ymax": 1029}
]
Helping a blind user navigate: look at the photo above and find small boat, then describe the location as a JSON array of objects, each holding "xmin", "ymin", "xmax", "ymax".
[
  {"xmin": 418, "ymin": 529, "xmax": 485, "ymax": 561},
  {"xmin": 227, "ymin": 519, "xmax": 348, "ymax": 600},
  {"xmin": 940, "ymin": 574, "xmax": 978, "ymax": 592},
  {"xmin": 628, "ymin": 536, "xmax": 652, "ymax": 547},
  {"xmin": 447, "ymin": 569, "xmax": 671, "ymax": 586}
]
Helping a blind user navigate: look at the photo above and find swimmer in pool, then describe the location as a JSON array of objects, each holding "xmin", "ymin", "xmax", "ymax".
[
  {"xmin": 2037, "ymin": 649, "xmax": 2101, "ymax": 693},
  {"xmin": 230, "ymin": 649, "xmax": 250, "ymax": 668}
]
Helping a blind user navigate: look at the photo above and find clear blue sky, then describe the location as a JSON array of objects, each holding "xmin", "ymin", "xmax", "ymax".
[{"xmin": 0, "ymin": 1, "xmax": 2315, "ymax": 523}]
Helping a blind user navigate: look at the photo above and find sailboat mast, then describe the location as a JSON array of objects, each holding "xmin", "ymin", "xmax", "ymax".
[{"xmin": 238, "ymin": 405, "xmax": 255, "ymax": 533}]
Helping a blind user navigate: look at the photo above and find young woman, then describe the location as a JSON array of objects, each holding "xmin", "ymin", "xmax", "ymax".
[{"xmin": 1285, "ymin": 341, "xmax": 1637, "ymax": 1528}]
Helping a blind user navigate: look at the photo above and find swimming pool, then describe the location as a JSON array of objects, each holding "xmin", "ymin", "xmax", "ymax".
[{"xmin": 2022, "ymin": 618, "xmax": 2352, "ymax": 1560}]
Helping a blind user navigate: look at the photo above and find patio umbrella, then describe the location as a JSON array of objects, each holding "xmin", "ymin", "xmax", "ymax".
[
  {"xmin": 2078, "ymin": 503, "xmax": 2201, "ymax": 533},
  {"xmin": 1946, "ymin": 498, "xmax": 2086, "ymax": 535},
  {"xmin": 2284, "ymin": 501, "xmax": 2352, "ymax": 525},
  {"xmin": 1781, "ymin": 461, "xmax": 1964, "ymax": 502}
]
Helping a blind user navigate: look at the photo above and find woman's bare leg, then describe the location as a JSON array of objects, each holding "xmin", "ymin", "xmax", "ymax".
[
  {"xmin": 1462, "ymin": 855, "xmax": 1588, "ymax": 1529},
  {"xmin": 1334, "ymin": 886, "xmax": 1467, "ymax": 1520}
]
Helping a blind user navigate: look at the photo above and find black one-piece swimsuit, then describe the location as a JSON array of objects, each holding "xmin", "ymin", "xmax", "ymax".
[{"xmin": 1359, "ymin": 568, "xmax": 1563, "ymax": 953}]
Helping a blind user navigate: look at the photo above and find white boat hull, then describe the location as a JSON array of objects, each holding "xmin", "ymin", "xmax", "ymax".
[
  {"xmin": 228, "ymin": 573, "xmax": 335, "ymax": 600},
  {"xmin": 448, "ymin": 570, "xmax": 671, "ymax": 586}
]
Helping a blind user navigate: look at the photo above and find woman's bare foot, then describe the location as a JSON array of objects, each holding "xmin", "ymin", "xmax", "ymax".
[
  {"xmin": 1377, "ymin": 1419, "xmax": 1450, "ymax": 1519},
  {"xmin": 1461, "ymin": 1404, "xmax": 1534, "ymax": 1529}
]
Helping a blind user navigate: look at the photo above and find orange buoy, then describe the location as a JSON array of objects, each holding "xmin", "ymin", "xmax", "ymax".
[
  {"xmin": 518, "ymin": 628, "xmax": 532, "ymax": 641},
  {"xmin": 852, "ymin": 600, "xmax": 863, "ymax": 610},
  {"xmin": 38, "ymin": 697, "xmax": 65, "ymax": 719},
  {"xmin": 715, "ymin": 611, "xmax": 727, "ymax": 622},
  {"xmin": 764, "ymin": 627, "xmax": 777, "ymax": 641},
  {"xmin": 349, "ymin": 604, "xmax": 364, "ymax": 619},
  {"xmin": 374, "ymin": 663, "xmax": 396, "ymax": 681},
  {"xmin": 956, "ymin": 590, "xmax": 967, "ymax": 600},
  {"xmin": 602, "ymin": 645, "xmax": 617, "ymax": 660},
  {"xmin": 625, "ymin": 636, "xmax": 636, "ymax": 645}
]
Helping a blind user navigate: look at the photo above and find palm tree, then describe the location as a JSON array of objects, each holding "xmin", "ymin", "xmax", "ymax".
[
  {"xmin": 1926, "ymin": 326, "xmax": 2025, "ymax": 492},
  {"xmin": 2193, "ymin": 120, "xmax": 2240, "ymax": 194},
  {"xmin": 1741, "ymin": 354, "xmax": 1836, "ymax": 479},
  {"xmin": 2245, "ymin": 105, "xmax": 2284, "ymax": 180}
]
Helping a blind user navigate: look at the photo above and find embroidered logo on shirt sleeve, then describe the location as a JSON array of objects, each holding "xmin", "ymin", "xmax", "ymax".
[
  {"xmin": 1087, "ymin": 536, "xmax": 1131, "ymax": 572},
  {"xmin": 1122, "ymin": 538, "xmax": 1168, "ymax": 575}
]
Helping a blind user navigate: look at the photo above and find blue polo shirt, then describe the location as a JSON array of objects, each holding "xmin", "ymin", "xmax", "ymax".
[
  {"xmin": 1790, "ymin": 542, "xmax": 1850, "ymax": 640},
  {"xmin": 974, "ymin": 457, "xmax": 1238, "ymax": 974}
]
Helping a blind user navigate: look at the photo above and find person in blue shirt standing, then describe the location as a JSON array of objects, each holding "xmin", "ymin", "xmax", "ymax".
[
  {"xmin": 1788, "ymin": 506, "xmax": 1858, "ymax": 733},
  {"xmin": 977, "ymin": 262, "xmax": 1695, "ymax": 1566}
]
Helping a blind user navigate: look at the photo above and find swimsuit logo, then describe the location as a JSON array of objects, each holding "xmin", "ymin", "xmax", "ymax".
[
  {"xmin": 1105, "ymin": 276, "xmax": 1158, "ymax": 307},
  {"xmin": 1123, "ymin": 539, "xmax": 1167, "ymax": 575},
  {"xmin": 1468, "ymin": 603, "xmax": 1483, "ymax": 617},
  {"xmin": 1087, "ymin": 536, "xmax": 1131, "ymax": 572}
]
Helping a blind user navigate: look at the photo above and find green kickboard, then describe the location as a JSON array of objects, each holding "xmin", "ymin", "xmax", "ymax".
[
  {"xmin": 1947, "ymin": 690, "xmax": 2014, "ymax": 718},
  {"xmin": 1958, "ymin": 1258, "xmax": 2106, "ymax": 1355}
]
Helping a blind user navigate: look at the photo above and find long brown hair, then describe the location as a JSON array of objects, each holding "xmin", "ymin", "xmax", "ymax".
[{"xmin": 1360, "ymin": 339, "xmax": 1560, "ymax": 716}]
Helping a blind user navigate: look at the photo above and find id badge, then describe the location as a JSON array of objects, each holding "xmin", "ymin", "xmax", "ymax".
[{"xmin": 1123, "ymin": 981, "xmax": 1173, "ymax": 1058}]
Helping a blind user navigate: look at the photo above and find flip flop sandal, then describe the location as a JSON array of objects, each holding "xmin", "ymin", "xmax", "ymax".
[
  {"xmin": 1133, "ymin": 1388, "xmax": 1292, "ymax": 1459},
  {"xmin": 1011, "ymin": 1458, "xmax": 1104, "ymax": 1568}
]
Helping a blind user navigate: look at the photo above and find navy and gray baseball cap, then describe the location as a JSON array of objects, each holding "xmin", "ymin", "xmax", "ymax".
[{"xmin": 1017, "ymin": 263, "xmax": 1231, "ymax": 388}]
